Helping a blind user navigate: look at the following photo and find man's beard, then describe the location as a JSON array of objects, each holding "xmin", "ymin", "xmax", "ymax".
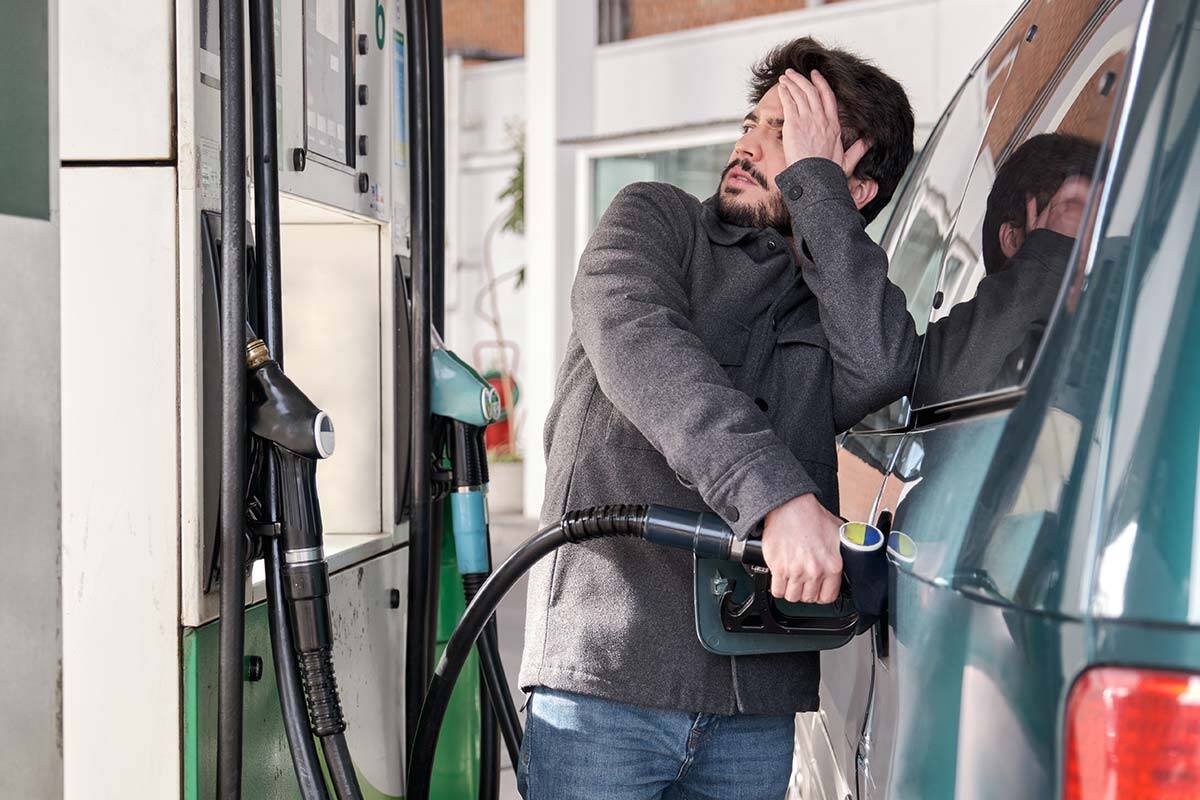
[{"xmin": 715, "ymin": 159, "xmax": 792, "ymax": 236}]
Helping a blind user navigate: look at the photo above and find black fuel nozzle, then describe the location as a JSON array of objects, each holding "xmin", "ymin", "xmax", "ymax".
[
  {"xmin": 244, "ymin": 335, "xmax": 345, "ymax": 737},
  {"xmin": 642, "ymin": 505, "xmax": 889, "ymax": 617},
  {"xmin": 246, "ymin": 338, "xmax": 335, "ymax": 460}
]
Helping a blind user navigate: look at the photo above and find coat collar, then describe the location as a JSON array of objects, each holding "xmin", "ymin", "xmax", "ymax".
[{"xmin": 700, "ymin": 195, "xmax": 759, "ymax": 247}]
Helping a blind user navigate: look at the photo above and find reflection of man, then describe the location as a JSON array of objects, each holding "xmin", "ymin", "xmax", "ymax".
[
  {"xmin": 518, "ymin": 38, "xmax": 916, "ymax": 800},
  {"xmin": 919, "ymin": 133, "xmax": 1099, "ymax": 404}
]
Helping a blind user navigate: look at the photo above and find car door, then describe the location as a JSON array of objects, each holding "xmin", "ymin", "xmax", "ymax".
[
  {"xmin": 857, "ymin": 1, "xmax": 1148, "ymax": 797},
  {"xmin": 797, "ymin": 5, "xmax": 1036, "ymax": 793}
]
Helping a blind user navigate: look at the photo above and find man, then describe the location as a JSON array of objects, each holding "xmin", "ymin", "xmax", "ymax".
[
  {"xmin": 919, "ymin": 132, "xmax": 1100, "ymax": 404},
  {"xmin": 518, "ymin": 38, "xmax": 917, "ymax": 799}
]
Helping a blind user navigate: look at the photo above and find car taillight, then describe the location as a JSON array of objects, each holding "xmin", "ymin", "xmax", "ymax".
[{"xmin": 1064, "ymin": 667, "xmax": 1200, "ymax": 800}]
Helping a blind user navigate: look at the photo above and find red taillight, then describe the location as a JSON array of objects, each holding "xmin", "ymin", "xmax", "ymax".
[{"xmin": 1064, "ymin": 667, "xmax": 1200, "ymax": 800}]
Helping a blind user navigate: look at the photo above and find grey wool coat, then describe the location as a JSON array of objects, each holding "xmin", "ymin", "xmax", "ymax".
[{"xmin": 519, "ymin": 157, "xmax": 918, "ymax": 715}]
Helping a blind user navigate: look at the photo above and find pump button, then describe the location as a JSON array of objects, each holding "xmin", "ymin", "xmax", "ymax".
[
  {"xmin": 358, "ymin": 172, "xmax": 370, "ymax": 194},
  {"xmin": 358, "ymin": 84, "xmax": 369, "ymax": 105},
  {"xmin": 358, "ymin": 135, "xmax": 369, "ymax": 156},
  {"xmin": 358, "ymin": 33, "xmax": 369, "ymax": 55}
]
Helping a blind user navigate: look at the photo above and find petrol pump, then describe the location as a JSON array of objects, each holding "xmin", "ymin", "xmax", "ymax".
[{"xmin": 56, "ymin": 0, "xmax": 475, "ymax": 796}]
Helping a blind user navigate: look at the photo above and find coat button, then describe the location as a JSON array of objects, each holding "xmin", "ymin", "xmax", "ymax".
[
  {"xmin": 726, "ymin": 506, "xmax": 740, "ymax": 522},
  {"xmin": 788, "ymin": 186, "xmax": 803, "ymax": 201},
  {"xmin": 766, "ymin": 239, "xmax": 778, "ymax": 251}
]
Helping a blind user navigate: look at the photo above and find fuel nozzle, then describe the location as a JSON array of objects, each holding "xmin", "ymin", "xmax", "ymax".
[
  {"xmin": 244, "ymin": 335, "xmax": 344, "ymax": 737},
  {"xmin": 642, "ymin": 505, "xmax": 766, "ymax": 566},
  {"xmin": 246, "ymin": 338, "xmax": 335, "ymax": 459},
  {"xmin": 641, "ymin": 505, "xmax": 889, "ymax": 616}
]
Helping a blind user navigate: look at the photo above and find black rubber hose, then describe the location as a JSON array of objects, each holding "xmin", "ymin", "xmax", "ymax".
[
  {"xmin": 264, "ymin": 539, "xmax": 331, "ymax": 800},
  {"xmin": 320, "ymin": 733, "xmax": 363, "ymax": 800},
  {"xmin": 462, "ymin": 575, "xmax": 503, "ymax": 797},
  {"xmin": 463, "ymin": 574, "xmax": 522, "ymax": 771},
  {"xmin": 408, "ymin": 507, "xmax": 646, "ymax": 800},
  {"xmin": 247, "ymin": 0, "xmax": 282, "ymax": 355},
  {"xmin": 270, "ymin": 448, "xmax": 360, "ymax": 800},
  {"xmin": 480, "ymin": 621, "xmax": 520, "ymax": 771},
  {"xmin": 247, "ymin": 7, "xmax": 330, "ymax": 792},
  {"xmin": 404, "ymin": 0, "xmax": 436, "ymax": 753},
  {"xmin": 428, "ymin": 0, "xmax": 446, "ymax": 335},
  {"xmin": 478, "ymin": 678, "xmax": 499, "ymax": 800},
  {"xmin": 217, "ymin": 0, "xmax": 248, "ymax": 792}
]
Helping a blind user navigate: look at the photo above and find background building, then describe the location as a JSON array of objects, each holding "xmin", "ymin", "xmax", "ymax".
[{"xmin": 441, "ymin": 0, "xmax": 1024, "ymax": 515}]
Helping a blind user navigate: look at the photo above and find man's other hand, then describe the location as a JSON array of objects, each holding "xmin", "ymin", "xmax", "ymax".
[
  {"xmin": 778, "ymin": 69, "xmax": 870, "ymax": 176},
  {"xmin": 761, "ymin": 493, "xmax": 843, "ymax": 604}
]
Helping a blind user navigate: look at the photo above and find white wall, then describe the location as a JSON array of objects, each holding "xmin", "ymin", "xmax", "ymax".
[{"xmin": 446, "ymin": 0, "xmax": 1024, "ymax": 515}]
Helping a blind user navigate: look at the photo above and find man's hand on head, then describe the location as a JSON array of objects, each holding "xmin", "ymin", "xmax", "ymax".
[
  {"xmin": 760, "ymin": 493, "xmax": 844, "ymax": 604},
  {"xmin": 778, "ymin": 68, "xmax": 871, "ymax": 177},
  {"xmin": 1027, "ymin": 175, "xmax": 1091, "ymax": 240}
]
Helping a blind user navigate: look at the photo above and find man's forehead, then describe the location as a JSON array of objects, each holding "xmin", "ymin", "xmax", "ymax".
[{"xmin": 746, "ymin": 86, "xmax": 785, "ymax": 126}]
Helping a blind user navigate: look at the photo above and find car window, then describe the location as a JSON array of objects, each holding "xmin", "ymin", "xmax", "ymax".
[
  {"xmin": 852, "ymin": 1, "xmax": 1033, "ymax": 431},
  {"xmin": 913, "ymin": 0, "xmax": 1143, "ymax": 409}
]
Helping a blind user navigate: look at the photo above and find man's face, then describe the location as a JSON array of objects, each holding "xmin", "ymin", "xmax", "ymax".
[{"xmin": 715, "ymin": 85, "xmax": 792, "ymax": 234}]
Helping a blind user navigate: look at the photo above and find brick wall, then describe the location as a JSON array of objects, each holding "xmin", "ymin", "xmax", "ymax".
[
  {"xmin": 444, "ymin": 0, "xmax": 841, "ymax": 59},
  {"xmin": 444, "ymin": 0, "xmax": 524, "ymax": 59},
  {"xmin": 626, "ymin": 0, "xmax": 815, "ymax": 40}
]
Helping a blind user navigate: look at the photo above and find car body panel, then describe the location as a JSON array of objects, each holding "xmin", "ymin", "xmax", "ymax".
[{"xmin": 801, "ymin": 0, "xmax": 1200, "ymax": 797}]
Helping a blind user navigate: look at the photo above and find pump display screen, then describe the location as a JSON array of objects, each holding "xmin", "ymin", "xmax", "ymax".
[{"xmin": 304, "ymin": 0, "xmax": 353, "ymax": 165}]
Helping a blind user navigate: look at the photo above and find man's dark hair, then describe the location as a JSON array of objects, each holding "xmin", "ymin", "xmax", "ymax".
[
  {"xmin": 749, "ymin": 37, "xmax": 915, "ymax": 224},
  {"xmin": 982, "ymin": 133, "xmax": 1101, "ymax": 274}
]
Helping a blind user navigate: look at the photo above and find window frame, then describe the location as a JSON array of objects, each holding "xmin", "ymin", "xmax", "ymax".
[
  {"xmin": 850, "ymin": 3, "xmax": 1040, "ymax": 435},
  {"xmin": 573, "ymin": 122, "xmax": 740, "ymax": 266}
]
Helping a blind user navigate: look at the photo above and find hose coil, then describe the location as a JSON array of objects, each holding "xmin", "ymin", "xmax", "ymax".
[
  {"xmin": 298, "ymin": 647, "xmax": 347, "ymax": 736},
  {"xmin": 560, "ymin": 505, "xmax": 648, "ymax": 542}
]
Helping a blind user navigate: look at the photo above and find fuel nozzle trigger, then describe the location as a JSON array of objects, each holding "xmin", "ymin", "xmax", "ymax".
[{"xmin": 717, "ymin": 521, "xmax": 888, "ymax": 637}]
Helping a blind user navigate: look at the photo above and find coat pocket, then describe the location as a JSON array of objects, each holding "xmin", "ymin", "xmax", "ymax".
[{"xmin": 775, "ymin": 317, "xmax": 829, "ymax": 350}]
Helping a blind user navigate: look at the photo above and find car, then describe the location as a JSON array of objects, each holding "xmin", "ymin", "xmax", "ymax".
[{"xmin": 790, "ymin": 0, "xmax": 1200, "ymax": 797}]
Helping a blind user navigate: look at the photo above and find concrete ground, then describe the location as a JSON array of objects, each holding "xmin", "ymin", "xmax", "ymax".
[{"xmin": 488, "ymin": 511, "xmax": 540, "ymax": 800}]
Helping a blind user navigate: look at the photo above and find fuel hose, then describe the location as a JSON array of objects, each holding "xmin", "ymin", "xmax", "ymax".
[{"xmin": 407, "ymin": 504, "xmax": 763, "ymax": 800}]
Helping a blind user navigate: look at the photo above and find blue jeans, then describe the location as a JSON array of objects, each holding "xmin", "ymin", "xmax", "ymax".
[{"xmin": 517, "ymin": 688, "xmax": 796, "ymax": 800}]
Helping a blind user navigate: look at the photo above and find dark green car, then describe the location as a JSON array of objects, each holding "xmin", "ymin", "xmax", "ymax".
[{"xmin": 794, "ymin": 0, "xmax": 1200, "ymax": 797}]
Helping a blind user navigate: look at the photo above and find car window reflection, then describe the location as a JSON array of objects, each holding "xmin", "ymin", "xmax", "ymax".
[
  {"xmin": 917, "ymin": 134, "xmax": 1100, "ymax": 405},
  {"xmin": 910, "ymin": 0, "xmax": 1138, "ymax": 409}
]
